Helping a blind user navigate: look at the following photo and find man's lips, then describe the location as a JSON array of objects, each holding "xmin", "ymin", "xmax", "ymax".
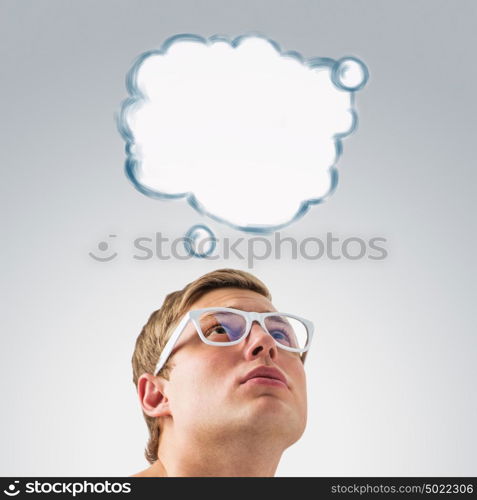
[{"xmin": 240, "ymin": 366, "xmax": 288, "ymax": 388}]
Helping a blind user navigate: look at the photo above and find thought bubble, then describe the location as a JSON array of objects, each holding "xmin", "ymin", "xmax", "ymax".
[{"xmin": 118, "ymin": 33, "xmax": 368, "ymax": 232}]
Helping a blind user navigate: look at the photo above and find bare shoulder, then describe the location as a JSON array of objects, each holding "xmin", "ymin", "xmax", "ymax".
[
  {"xmin": 129, "ymin": 464, "xmax": 166, "ymax": 477},
  {"xmin": 129, "ymin": 472, "xmax": 143, "ymax": 477},
  {"xmin": 129, "ymin": 469, "xmax": 152, "ymax": 477}
]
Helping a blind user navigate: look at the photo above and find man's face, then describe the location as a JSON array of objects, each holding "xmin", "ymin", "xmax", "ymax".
[{"xmin": 160, "ymin": 287, "xmax": 308, "ymax": 447}]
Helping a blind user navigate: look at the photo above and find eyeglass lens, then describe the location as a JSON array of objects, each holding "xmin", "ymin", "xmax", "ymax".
[{"xmin": 197, "ymin": 310, "xmax": 308, "ymax": 350}]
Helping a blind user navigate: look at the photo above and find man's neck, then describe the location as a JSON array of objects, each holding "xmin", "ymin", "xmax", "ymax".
[{"xmin": 133, "ymin": 428, "xmax": 286, "ymax": 477}]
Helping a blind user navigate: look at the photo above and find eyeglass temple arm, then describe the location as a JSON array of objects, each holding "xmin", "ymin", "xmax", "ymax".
[{"xmin": 153, "ymin": 313, "xmax": 191, "ymax": 376}]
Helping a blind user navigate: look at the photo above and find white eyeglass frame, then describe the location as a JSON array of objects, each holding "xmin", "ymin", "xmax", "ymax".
[{"xmin": 153, "ymin": 307, "xmax": 314, "ymax": 376}]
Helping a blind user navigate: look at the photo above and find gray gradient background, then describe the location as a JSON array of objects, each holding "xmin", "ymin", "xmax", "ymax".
[{"xmin": 1, "ymin": 0, "xmax": 476, "ymax": 476}]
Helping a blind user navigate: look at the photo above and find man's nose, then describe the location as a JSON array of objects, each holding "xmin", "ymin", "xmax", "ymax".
[{"xmin": 243, "ymin": 320, "xmax": 278, "ymax": 360}]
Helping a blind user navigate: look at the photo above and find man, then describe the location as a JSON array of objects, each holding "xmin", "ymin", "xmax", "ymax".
[{"xmin": 131, "ymin": 268, "xmax": 313, "ymax": 477}]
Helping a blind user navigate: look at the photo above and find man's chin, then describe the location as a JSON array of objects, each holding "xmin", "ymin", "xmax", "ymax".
[
  {"xmin": 241, "ymin": 393, "xmax": 297, "ymax": 424},
  {"xmin": 242, "ymin": 401, "xmax": 304, "ymax": 444}
]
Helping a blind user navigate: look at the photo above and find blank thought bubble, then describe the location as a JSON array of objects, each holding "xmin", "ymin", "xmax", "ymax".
[{"xmin": 118, "ymin": 33, "xmax": 368, "ymax": 232}]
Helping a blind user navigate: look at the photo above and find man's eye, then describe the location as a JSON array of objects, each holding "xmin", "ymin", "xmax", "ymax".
[
  {"xmin": 271, "ymin": 330, "xmax": 291, "ymax": 344},
  {"xmin": 205, "ymin": 324, "xmax": 228, "ymax": 336}
]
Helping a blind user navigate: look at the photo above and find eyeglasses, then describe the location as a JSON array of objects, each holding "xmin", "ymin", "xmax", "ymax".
[{"xmin": 154, "ymin": 307, "xmax": 314, "ymax": 375}]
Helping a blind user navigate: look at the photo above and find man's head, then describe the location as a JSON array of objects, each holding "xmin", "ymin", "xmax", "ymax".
[{"xmin": 132, "ymin": 268, "xmax": 308, "ymax": 465}]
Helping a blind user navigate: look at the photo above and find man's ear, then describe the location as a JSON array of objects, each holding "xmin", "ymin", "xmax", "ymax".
[{"xmin": 137, "ymin": 373, "xmax": 171, "ymax": 418}]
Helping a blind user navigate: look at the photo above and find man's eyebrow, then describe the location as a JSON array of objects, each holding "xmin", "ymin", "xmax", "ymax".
[
  {"xmin": 223, "ymin": 304, "xmax": 275, "ymax": 313},
  {"xmin": 266, "ymin": 315, "xmax": 290, "ymax": 325}
]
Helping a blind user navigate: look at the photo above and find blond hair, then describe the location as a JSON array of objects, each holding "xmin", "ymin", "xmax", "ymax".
[{"xmin": 131, "ymin": 268, "xmax": 272, "ymax": 464}]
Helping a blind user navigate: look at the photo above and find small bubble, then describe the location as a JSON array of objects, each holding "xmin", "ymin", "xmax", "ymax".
[
  {"xmin": 184, "ymin": 225, "xmax": 217, "ymax": 257},
  {"xmin": 98, "ymin": 241, "xmax": 108, "ymax": 251},
  {"xmin": 332, "ymin": 57, "xmax": 368, "ymax": 91}
]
